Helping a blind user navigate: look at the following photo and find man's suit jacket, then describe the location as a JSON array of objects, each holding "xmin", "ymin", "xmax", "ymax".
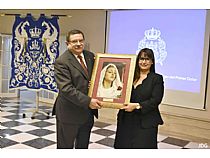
[{"xmin": 53, "ymin": 49, "xmax": 97, "ymax": 124}]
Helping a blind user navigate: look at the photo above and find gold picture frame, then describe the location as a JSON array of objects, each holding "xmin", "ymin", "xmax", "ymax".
[{"xmin": 88, "ymin": 53, "xmax": 136, "ymax": 109}]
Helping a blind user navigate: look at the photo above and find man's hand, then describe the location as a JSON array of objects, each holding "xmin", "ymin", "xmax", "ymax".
[
  {"xmin": 88, "ymin": 81, "xmax": 91, "ymax": 88},
  {"xmin": 89, "ymin": 98, "xmax": 102, "ymax": 109},
  {"xmin": 121, "ymin": 103, "xmax": 139, "ymax": 112}
]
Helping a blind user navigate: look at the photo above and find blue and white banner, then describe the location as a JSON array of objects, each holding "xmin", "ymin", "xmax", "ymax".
[{"xmin": 9, "ymin": 14, "xmax": 60, "ymax": 92}]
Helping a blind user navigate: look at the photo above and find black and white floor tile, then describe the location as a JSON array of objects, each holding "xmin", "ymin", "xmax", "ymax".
[{"xmin": 0, "ymin": 97, "xmax": 209, "ymax": 149}]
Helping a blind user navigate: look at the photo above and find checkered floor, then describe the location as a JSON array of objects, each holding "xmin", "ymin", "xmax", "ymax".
[{"xmin": 0, "ymin": 97, "xmax": 207, "ymax": 149}]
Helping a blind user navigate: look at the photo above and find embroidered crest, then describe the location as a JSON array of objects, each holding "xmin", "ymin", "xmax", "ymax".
[{"xmin": 9, "ymin": 14, "xmax": 59, "ymax": 92}]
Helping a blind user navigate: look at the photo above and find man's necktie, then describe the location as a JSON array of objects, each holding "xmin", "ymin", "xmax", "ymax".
[{"xmin": 77, "ymin": 55, "xmax": 89, "ymax": 76}]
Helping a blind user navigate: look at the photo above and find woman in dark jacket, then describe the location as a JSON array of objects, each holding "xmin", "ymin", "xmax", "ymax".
[{"xmin": 114, "ymin": 48, "xmax": 164, "ymax": 149}]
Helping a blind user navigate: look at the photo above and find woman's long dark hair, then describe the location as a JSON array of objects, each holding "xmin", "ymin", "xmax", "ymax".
[{"xmin": 133, "ymin": 48, "xmax": 156, "ymax": 83}]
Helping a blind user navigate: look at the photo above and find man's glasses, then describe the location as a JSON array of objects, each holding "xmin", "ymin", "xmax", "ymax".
[{"xmin": 69, "ymin": 39, "xmax": 84, "ymax": 45}]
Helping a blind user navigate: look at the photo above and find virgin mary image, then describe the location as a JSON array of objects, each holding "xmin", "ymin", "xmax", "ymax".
[{"xmin": 97, "ymin": 63, "xmax": 123, "ymax": 99}]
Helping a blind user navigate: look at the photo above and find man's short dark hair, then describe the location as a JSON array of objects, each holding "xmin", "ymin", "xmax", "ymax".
[{"xmin": 66, "ymin": 29, "xmax": 85, "ymax": 42}]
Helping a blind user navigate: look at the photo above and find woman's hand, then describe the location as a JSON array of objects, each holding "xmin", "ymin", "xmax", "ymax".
[{"xmin": 121, "ymin": 103, "xmax": 139, "ymax": 112}]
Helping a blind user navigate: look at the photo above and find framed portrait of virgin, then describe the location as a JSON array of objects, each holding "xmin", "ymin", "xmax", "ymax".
[{"xmin": 88, "ymin": 53, "xmax": 136, "ymax": 109}]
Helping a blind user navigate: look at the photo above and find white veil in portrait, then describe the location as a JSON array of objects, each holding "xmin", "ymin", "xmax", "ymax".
[{"xmin": 97, "ymin": 63, "xmax": 123, "ymax": 98}]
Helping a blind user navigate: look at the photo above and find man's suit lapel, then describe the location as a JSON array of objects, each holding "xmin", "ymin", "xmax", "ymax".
[{"xmin": 67, "ymin": 50, "xmax": 89, "ymax": 80}]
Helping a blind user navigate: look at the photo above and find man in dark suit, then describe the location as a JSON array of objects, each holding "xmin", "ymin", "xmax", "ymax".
[{"xmin": 53, "ymin": 29, "xmax": 101, "ymax": 149}]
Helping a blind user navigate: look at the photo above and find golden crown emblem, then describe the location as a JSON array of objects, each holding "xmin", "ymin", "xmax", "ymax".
[{"xmin": 29, "ymin": 27, "xmax": 41, "ymax": 38}]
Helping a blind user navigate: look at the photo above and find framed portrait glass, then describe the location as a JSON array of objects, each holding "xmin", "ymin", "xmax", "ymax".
[{"xmin": 88, "ymin": 53, "xmax": 136, "ymax": 109}]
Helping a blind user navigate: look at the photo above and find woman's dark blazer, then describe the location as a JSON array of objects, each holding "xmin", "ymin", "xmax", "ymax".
[{"xmin": 118, "ymin": 72, "xmax": 164, "ymax": 128}]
